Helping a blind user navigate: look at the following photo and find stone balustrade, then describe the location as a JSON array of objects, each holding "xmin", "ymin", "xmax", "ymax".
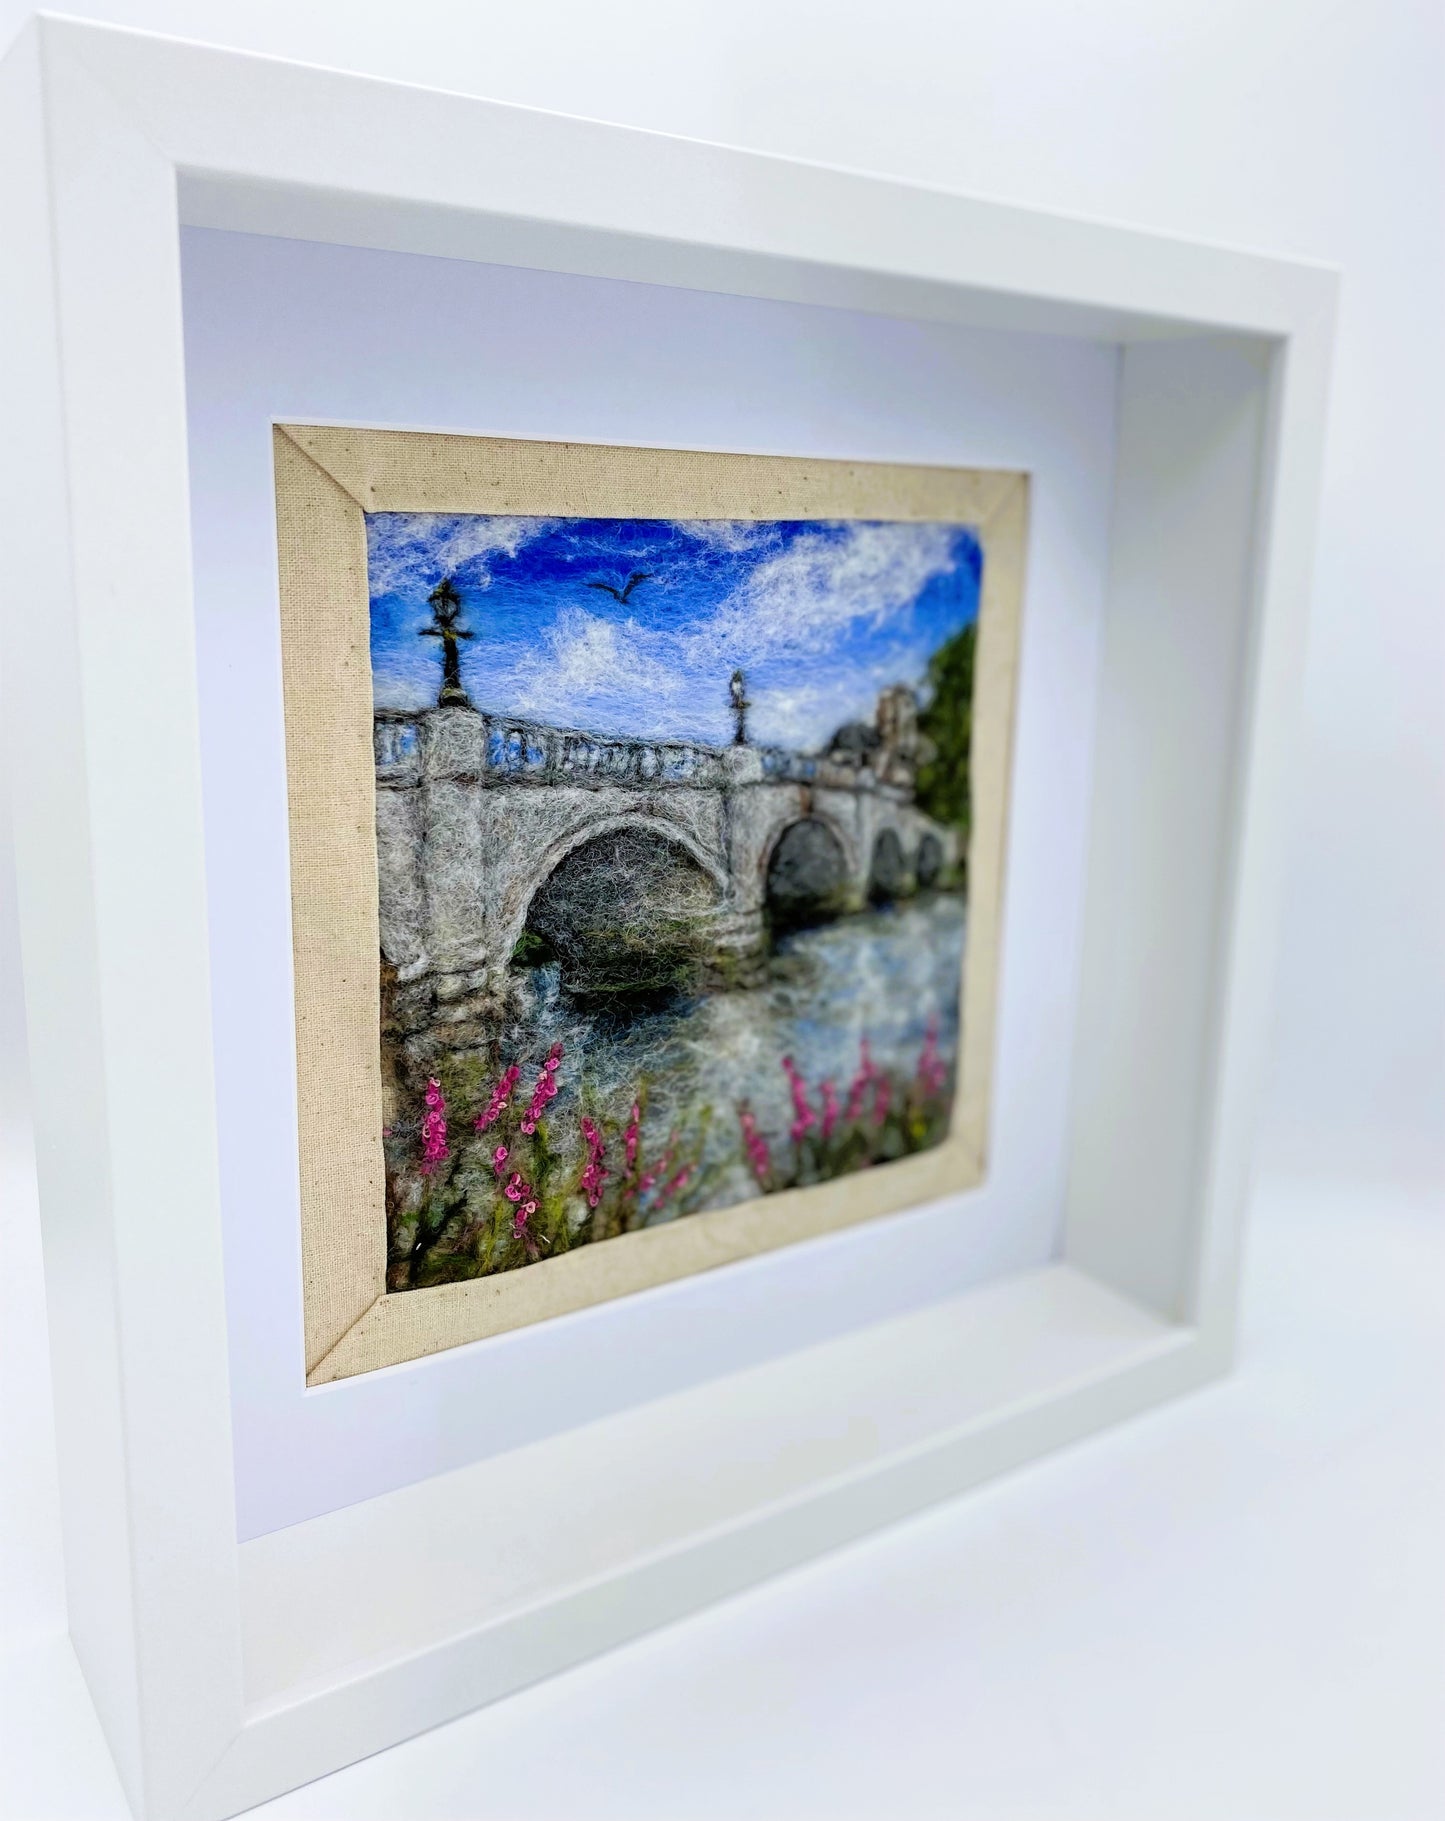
[
  {"xmin": 374, "ymin": 705, "xmax": 736, "ymax": 790},
  {"xmin": 375, "ymin": 705, "xmax": 896, "ymax": 797}
]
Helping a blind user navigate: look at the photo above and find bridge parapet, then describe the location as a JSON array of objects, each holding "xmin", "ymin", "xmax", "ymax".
[
  {"xmin": 759, "ymin": 745, "xmax": 910, "ymax": 796},
  {"xmin": 377, "ymin": 706, "xmax": 905, "ymax": 801},
  {"xmin": 375, "ymin": 705, "xmax": 737, "ymax": 792}
]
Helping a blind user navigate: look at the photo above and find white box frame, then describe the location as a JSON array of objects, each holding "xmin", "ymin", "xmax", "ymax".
[{"xmin": 0, "ymin": 19, "xmax": 1335, "ymax": 1821}]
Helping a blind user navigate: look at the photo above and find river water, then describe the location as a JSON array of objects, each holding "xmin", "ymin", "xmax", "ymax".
[{"xmin": 506, "ymin": 892, "xmax": 967, "ymax": 1218}]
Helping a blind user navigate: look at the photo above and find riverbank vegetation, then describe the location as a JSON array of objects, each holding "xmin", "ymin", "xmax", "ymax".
[
  {"xmin": 914, "ymin": 622, "xmax": 976, "ymax": 844},
  {"xmin": 385, "ymin": 1022, "xmax": 957, "ymax": 1290}
]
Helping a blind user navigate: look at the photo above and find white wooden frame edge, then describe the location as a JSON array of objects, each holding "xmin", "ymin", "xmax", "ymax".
[{"xmin": 0, "ymin": 18, "xmax": 1336, "ymax": 1820}]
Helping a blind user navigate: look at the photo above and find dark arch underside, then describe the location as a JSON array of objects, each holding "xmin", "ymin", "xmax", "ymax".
[
  {"xmin": 868, "ymin": 828, "xmax": 906, "ymax": 903},
  {"xmin": 524, "ymin": 825, "xmax": 719, "ymax": 1001},
  {"xmin": 766, "ymin": 818, "xmax": 849, "ymax": 932}
]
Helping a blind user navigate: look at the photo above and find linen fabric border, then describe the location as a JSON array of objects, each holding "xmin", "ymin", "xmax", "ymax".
[{"xmin": 273, "ymin": 427, "xmax": 1028, "ymax": 1383}]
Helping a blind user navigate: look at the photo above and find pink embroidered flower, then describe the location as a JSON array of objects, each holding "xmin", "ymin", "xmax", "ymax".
[
  {"xmin": 579, "ymin": 1115, "xmax": 608, "ymax": 1209},
  {"xmin": 506, "ymin": 1175, "xmax": 537, "ymax": 1238},
  {"xmin": 637, "ymin": 1130, "xmax": 677, "ymax": 1197},
  {"xmin": 737, "ymin": 1105, "xmax": 771, "ymax": 1186},
  {"xmin": 491, "ymin": 1143, "xmax": 510, "ymax": 1175},
  {"xmin": 819, "ymin": 1079, "xmax": 839, "ymax": 1141},
  {"xmin": 624, "ymin": 1102, "xmax": 641, "ymax": 1176},
  {"xmin": 513, "ymin": 1193, "xmax": 545, "ymax": 1260},
  {"xmin": 915, "ymin": 1018, "xmax": 948, "ymax": 1098},
  {"xmin": 474, "ymin": 1062, "xmax": 521, "ymax": 1132},
  {"xmin": 519, "ymin": 1042, "xmax": 564, "ymax": 1134},
  {"xmin": 844, "ymin": 1038, "xmax": 875, "ymax": 1124},
  {"xmin": 781, "ymin": 1054, "xmax": 816, "ymax": 1142},
  {"xmin": 419, "ymin": 1077, "xmax": 449, "ymax": 1175},
  {"xmin": 649, "ymin": 1162, "xmax": 693, "ymax": 1215}
]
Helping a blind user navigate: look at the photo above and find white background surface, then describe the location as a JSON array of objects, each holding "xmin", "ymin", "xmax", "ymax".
[
  {"xmin": 3, "ymin": 0, "xmax": 1442, "ymax": 1813},
  {"xmin": 181, "ymin": 226, "xmax": 1117, "ymax": 1540},
  {"xmin": 4, "ymin": 1178, "xmax": 1441, "ymax": 1819}
]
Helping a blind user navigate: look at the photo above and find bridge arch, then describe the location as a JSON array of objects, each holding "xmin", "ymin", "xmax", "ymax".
[
  {"xmin": 915, "ymin": 831, "xmax": 944, "ymax": 891},
  {"xmin": 505, "ymin": 813, "xmax": 728, "ymax": 999},
  {"xmin": 764, "ymin": 814, "xmax": 853, "ymax": 932},
  {"xmin": 503, "ymin": 812, "xmax": 728, "ymax": 941},
  {"xmin": 868, "ymin": 827, "xmax": 908, "ymax": 903}
]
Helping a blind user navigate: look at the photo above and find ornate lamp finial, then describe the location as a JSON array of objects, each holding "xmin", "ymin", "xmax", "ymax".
[{"xmin": 420, "ymin": 577, "xmax": 474, "ymax": 708}]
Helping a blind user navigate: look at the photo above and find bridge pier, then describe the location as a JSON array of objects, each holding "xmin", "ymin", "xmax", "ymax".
[
  {"xmin": 701, "ymin": 904, "xmax": 770, "ymax": 988},
  {"xmin": 385, "ymin": 960, "xmax": 523, "ymax": 1081}
]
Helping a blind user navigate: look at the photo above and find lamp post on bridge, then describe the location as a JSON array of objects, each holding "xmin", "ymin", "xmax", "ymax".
[
  {"xmin": 729, "ymin": 668, "xmax": 750, "ymax": 746},
  {"xmin": 421, "ymin": 577, "xmax": 474, "ymax": 708}
]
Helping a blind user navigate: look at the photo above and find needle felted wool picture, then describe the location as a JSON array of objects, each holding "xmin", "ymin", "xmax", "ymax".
[
  {"xmin": 367, "ymin": 510, "xmax": 982, "ymax": 1289},
  {"xmin": 275, "ymin": 429, "xmax": 1022, "ymax": 1378}
]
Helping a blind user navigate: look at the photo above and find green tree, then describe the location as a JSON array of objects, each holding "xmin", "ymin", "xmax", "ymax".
[{"xmin": 914, "ymin": 622, "xmax": 976, "ymax": 842}]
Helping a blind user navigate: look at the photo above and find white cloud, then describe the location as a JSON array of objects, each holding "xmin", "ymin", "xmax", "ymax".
[
  {"xmin": 365, "ymin": 513, "xmax": 543, "ymax": 599},
  {"xmin": 749, "ymin": 640, "xmax": 933, "ymax": 749},
  {"xmin": 673, "ymin": 520, "xmax": 781, "ymax": 555},
  {"xmin": 499, "ymin": 606, "xmax": 696, "ymax": 738},
  {"xmin": 689, "ymin": 521, "xmax": 961, "ymax": 671}
]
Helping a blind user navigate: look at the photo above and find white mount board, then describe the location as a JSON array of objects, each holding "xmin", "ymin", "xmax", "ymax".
[{"xmin": 181, "ymin": 225, "xmax": 1119, "ymax": 1539}]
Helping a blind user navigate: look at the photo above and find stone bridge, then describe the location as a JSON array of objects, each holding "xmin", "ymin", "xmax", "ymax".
[{"xmin": 374, "ymin": 705, "xmax": 958, "ymax": 1055}]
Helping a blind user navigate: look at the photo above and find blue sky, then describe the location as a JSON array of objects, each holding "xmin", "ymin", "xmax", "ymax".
[{"xmin": 365, "ymin": 513, "xmax": 981, "ymax": 751}]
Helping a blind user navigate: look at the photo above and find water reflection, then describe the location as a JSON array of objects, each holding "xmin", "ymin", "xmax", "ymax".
[{"xmin": 508, "ymin": 893, "xmax": 967, "ymax": 1219}]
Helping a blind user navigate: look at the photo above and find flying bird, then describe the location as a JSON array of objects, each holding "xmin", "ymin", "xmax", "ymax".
[{"xmin": 587, "ymin": 571, "xmax": 654, "ymax": 604}]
